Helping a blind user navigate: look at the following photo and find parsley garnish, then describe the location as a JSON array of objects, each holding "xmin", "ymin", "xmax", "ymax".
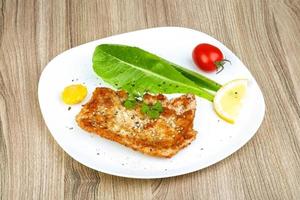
[
  {"xmin": 123, "ymin": 93, "xmax": 139, "ymax": 109},
  {"xmin": 147, "ymin": 109, "xmax": 160, "ymax": 119},
  {"xmin": 152, "ymin": 102, "xmax": 163, "ymax": 112},
  {"xmin": 123, "ymin": 93, "xmax": 164, "ymax": 119},
  {"xmin": 123, "ymin": 99, "xmax": 137, "ymax": 109},
  {"xmin": 141, "ymin": 102, "xmax": 164, "ymax": 119},
  {"xmin": 141, "ymin": 102, "xmax": 150, "ymax": 113}
]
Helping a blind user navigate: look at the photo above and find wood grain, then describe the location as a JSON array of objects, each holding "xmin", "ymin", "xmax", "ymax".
[{"xmin": 0, "ymin": 0, "xmax": 299, "ymax": 199}]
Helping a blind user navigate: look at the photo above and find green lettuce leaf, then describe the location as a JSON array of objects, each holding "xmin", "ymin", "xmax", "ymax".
[
  {"xmin": 169, "ymin": 63, "xmax": 222, "ymax": 91},
  {"xmin": 93, "ymin": 44, "xmax": 216, "ymax": 101}
]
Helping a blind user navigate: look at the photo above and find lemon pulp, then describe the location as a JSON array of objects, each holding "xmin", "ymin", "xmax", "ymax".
[
  {"xmin": 213, "ymin": 79, "xmax": 247, "ymax": 123},
  {"xmin": 61, "ymin": 84, "xmax": 87, "ymax": 105}
]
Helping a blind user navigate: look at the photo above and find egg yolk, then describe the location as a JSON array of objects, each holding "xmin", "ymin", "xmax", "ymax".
[{"xmin": 61, "ymin": 84, "xmax": 87, "ymax": 105}]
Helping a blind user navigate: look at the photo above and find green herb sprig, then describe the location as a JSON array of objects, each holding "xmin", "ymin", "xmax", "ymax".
[
  {"xmin": 123, "ymin": 93, "xmax": 164, "ymax": 119},
  {"xmin": 123, "ymin": 93, "xmax": 139, "ymax": 109},
  {"xmin": 141, "ymin": 102, "xmax": 163, "ymax": 119}
]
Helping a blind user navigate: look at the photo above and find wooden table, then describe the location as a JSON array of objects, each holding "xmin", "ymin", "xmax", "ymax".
[{"xmin": 1, "ymin": 0, "xmax": 300, "ymax": 199}]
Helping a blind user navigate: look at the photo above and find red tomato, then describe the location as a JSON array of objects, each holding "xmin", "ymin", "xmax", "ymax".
[{"xmin": 192, "ymin": 43, "xmax": 229, "ymax": 73}]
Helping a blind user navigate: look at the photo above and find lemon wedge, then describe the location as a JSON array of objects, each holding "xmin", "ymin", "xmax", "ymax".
[
  {"xmin": 213, "ymin": 79, "xmax": 247, "ymax": 123},
  {"xmin": 61, "ymin": 84, "xmax": 87, "ymax": 105}
]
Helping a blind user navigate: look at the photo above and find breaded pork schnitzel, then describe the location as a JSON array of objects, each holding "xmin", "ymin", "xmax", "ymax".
[{"xmin": 76, "ymin": 87, "xmax": 197, "ymax": 158}]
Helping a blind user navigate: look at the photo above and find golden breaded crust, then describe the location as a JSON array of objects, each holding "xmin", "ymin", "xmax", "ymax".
[{"xmin": 76, "ymin": 87, "xmax": 197, "ymax": 158}]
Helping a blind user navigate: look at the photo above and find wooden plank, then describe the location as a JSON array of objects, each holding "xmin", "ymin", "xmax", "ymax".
[{"xmin": 0, "ymin": 0, "xmax": 299, "ymax": 199}]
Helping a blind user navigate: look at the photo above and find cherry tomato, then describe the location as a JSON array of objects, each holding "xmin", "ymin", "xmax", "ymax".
[{"xmin": 192, "ymin": 43, "xmax": 229, "ymax": 73}]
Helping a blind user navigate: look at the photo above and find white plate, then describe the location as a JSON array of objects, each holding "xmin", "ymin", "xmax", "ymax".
[{"xmin": 38, "ymin": 27, "xmax": 265, "ymax": 179}]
